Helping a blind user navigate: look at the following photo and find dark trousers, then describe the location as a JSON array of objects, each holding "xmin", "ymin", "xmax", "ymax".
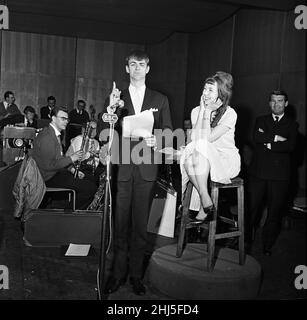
[
  {"xmin": 113, "ymin": 166, "xmax": 155, "ymax": 279},
  {"xmin": 248, "ymin": 175, "xmax": 289, "ymax": 249},
  {"xmin": 46, "ymin": 170, "xmax": 97, "ymax": 209}
]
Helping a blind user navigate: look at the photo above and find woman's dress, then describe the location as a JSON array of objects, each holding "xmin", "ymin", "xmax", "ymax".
[{"xmin": 180, "ymin": 106, "xmax": 241, "ymax": 210}]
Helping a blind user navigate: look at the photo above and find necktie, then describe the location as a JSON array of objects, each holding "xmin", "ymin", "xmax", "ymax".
[
  {"xmin": 57, "ymin": 135, "xmax": 63, "ymax": 155},
  {"xmin": 274, "ymin": 116, "xmax": 279, "ymax": 122}
]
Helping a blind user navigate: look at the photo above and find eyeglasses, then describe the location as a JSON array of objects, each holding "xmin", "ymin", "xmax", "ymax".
[{"xmin": 57, "ymin": 116, "xmax": 69, "ymax": 122}]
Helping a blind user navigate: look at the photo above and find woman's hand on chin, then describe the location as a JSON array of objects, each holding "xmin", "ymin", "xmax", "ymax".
[{"xmin": 206, "ymin": 98, "xmax": 223, "ymax": 111}]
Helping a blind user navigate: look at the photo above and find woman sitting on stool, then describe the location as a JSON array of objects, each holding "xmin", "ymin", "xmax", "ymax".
[{"xmin": 180, "ymin": 71, "xmax": 240, "ymax": 223}]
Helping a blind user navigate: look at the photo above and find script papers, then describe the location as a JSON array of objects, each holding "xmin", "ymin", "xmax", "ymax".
[{"xmin": 122, "ymin": 109, "xmax": 156, "ymax": 138}]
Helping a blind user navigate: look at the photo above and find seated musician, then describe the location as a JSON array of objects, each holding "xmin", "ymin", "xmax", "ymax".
[
  {"xmin": 0, "ymin": 91, "xmax": 23, "ymax": 129},
  {"xmin": 32, "ymin": 106, "xmax": 97, "ymax": 209},
  {"xmin": 66, "ymin": 121, "xmax": 104, "ymax": 184},
  {"xmin": 23, "ymin": 106, "xmax": 38, "ymax": 129}
]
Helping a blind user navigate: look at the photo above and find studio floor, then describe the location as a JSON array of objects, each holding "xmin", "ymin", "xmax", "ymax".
[{"xmin": 0, "ymin": 205, "xmax": 306, "ymax": 300}]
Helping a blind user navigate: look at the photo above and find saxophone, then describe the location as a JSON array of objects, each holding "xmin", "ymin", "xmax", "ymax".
[
  {"xmin": 87, "ymin": 171, "xmax": 106, "ymax": 211},
  {"xmin": 74, "ymin": 122, "xmax": 91, "ymax": 179},
  {"xmin": 86, "ymin": 142, "xmax": 109, "ymax": 211}
]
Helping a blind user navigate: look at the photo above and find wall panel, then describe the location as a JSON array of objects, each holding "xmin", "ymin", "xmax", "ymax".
[
  {"xmin": 185, "ymin": 18, "xmax": 234, "ymax": 119},
  {"xmin": 147, "ymin": 33, "xmax": 189, "ymax": 129},
  {"xmin": 232, "ymin": 9, "xmax": 284, "ymax": 76},
  {"xmin": 0, "ymin": 31, "xmax": 40, "ymax": 110},
  {"xmin": 37, "ymin": 34, "xmax": 76, "ymax": 109},
  {"xmin": 75, "ymin": 40, "xmax": 143, "ymax": 115}
]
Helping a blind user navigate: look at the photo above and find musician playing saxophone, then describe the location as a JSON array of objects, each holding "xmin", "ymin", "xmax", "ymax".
[
  {"xmin": 32, "ymin": 106, "xmax": 97, "ymax": 209},
  {"xmin": 66, "ymin": 120, "xmax": 104, "ymax": 184}
]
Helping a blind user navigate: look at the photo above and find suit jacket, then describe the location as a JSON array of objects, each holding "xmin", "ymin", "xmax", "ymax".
[
  {"xmin": 249, "ymin": 114, "xmax": 297, "ymax": 181},
  {"xmin": 13, "ymin": 155, "xmax": 46, "ymax": 220},
  {"xmin": 40, "ymin": 106, "xmax": 52, "ymax": 119},
  {"xmin": 32, "ymin": 125, "xmax": 73, "ymax": 181},
  {"xmin": 0, "ymin": 102, "xmax": 21, "ymax": 120},
  {"xmin": 105, "ymin": 87, "xmax": 173, "ymax": 181}
]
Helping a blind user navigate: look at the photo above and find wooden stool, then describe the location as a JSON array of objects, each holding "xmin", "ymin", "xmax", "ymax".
[{"xmin": 176, "ymin": 177, "xmax": 245, "ymax": 272}]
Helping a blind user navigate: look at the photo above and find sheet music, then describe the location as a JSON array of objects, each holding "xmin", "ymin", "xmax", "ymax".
[
  {"xmin": 122, "ymin": 109, "xmax": 155, "ymax": 138},
  {"xmin": 65, "ymin": 244, "xmax": 91, "ymax": 256}
]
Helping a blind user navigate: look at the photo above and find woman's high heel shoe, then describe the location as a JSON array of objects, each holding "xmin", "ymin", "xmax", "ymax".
[{"xmin": 193, "ymin": 205, "xmax": 215, "ymax": 224}]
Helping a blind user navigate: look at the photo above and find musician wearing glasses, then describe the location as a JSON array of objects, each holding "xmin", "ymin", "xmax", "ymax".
[{"xmin": 32, "ymin": 106, "xmax": 97, "ymax": 209}]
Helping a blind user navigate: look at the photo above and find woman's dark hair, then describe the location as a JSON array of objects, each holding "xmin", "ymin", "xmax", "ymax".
[
  {"xmin": 24, "ymin": 106, "xmax": 35, "ymax": 114},
  {"xmin": 204, "ymin": 71, "xmax": 233, "ymax": 128}
]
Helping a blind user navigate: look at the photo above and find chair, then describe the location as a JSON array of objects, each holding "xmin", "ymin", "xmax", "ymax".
[
  {"xmin": 13, "ymin": 155, "xmax": 76, "ymax": 220},
  {"xmin": 176, "ymin": 177, "xmax": 245, "ymax": 272},
  {"xmin": 44, "ymin": 187, "xmax": 76, "ymax": 211}
]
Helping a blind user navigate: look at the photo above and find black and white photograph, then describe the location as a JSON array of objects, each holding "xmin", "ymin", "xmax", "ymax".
[{"xmin": 0, "ymin": 0, "xmax": 306, "ymax": 305}]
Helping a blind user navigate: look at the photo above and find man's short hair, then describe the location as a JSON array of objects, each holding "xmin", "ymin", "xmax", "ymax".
[
  {"xmin": 125, "ymin": 50, "xmax": 150, "ymax": 66},
  {"xmin": 4, "ymin": 91, "xmax": 14, "ymax": 99},
  {"xmin": 270, "ymin": 90, "xmax": 288, "ymax": 102},
  {"xmin": 47, "ymin": 96, "xmax": 56, "ymax": 102},
  {"xmin": 77, "ymin": 99, "xmax": 86, "ymax": 106},
  {"xmin": 24, "ymin": 106, "xmax": 36, "ymax": 114},
  {"xmin": 50, "ymin": 105, "xmax": 68, "ymax": 117}
]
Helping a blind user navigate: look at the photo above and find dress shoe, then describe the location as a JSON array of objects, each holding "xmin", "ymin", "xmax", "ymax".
[
  {"xmin": 130, "ymin": 277, "xmax": 146, "ymax": 296},
  {"xmin": 104, "ymin": 276, "xmax": 125, "ymax": 294},
  {"xmin": 263, "ymin": 247, "xmax": 272, "ymax": 256}
]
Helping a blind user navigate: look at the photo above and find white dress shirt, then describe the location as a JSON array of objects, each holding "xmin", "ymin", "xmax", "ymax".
[
  {"xmin": 50, "ymin": 123, "xmax": 63, "ymax": 155},
  {"xmin": 129, "ymin": 84, "xmax": 146, "ymax": 114},
  {"xmin": 272, "ymin": 113, "xmax": 284, "ymax": 122}
]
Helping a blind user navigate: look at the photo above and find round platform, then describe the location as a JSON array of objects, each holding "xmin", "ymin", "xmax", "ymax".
[{"xmin": 146, "ymin": 243, "xmax": 262, "ymax": 300}]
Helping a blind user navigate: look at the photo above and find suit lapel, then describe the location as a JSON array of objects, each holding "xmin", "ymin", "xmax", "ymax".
[
  {"xmin": 123, "ymin": 88, "xmax": 154, "ymax": 115},
  {"xmin": 123, "ymin": 89, "xmax": 135, "ymax": 116},
  {"xmin": 48, "ymin": 125, "xmax": 61, "ymax": 153},
  {"xmin": 141, "ymin": 88, "xmax": 154, "ymax": 112}
]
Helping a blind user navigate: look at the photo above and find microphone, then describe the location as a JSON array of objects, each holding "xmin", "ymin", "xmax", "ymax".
[
  {"xmin": 102, "ymin": 100, "xmax": 124, "ymax": 124},
  {"xmin": 108, "ymin": 99, "xmax": 124, "ymax": 114}
]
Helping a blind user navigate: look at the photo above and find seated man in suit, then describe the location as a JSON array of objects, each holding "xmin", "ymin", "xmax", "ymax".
[
  {"xmin": 32, "ymin": 105, "xmax": 97, "ymax": 209},
  {"xmin": 0, "ymin": 91, "xmax": 21, "ymax": 120},
  {"xmin": 40, "ymin": 96, "xmax": 56, "ymax": 120},
  {"xmin": 67, "ymin": 100, "xmax": 90, "ymax": 146},
  {"xmin": 248, "ymin": 90, "xmax": 298, "ymax": 256}
]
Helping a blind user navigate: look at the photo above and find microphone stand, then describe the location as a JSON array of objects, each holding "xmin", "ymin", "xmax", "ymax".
[{"xmin": 97, "ymin": 112, "xmax": 117, "ymax": 300}]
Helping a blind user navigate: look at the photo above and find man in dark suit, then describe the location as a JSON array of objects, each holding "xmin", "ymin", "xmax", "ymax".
[
  {"xmin": 40, "ymin": 96, "xmax": 56, "ymax": 120},
  {"xmin": 32, "ymin": 105, "xmax": 97, "ymax": 209},
  {"xmin": 0, "ymin": 91, "xmax": 21, "ymax": 122},
  {"xmin": 248, "ymin": 90, "xmax": 297, "ymax": 256},
  {"xmin": 104, "ymin": 50, "xmax": 173, "ymax": 296},
  {"xmin": 67, "ymin": 100, "xmax": 90, "ymax": 145}
]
